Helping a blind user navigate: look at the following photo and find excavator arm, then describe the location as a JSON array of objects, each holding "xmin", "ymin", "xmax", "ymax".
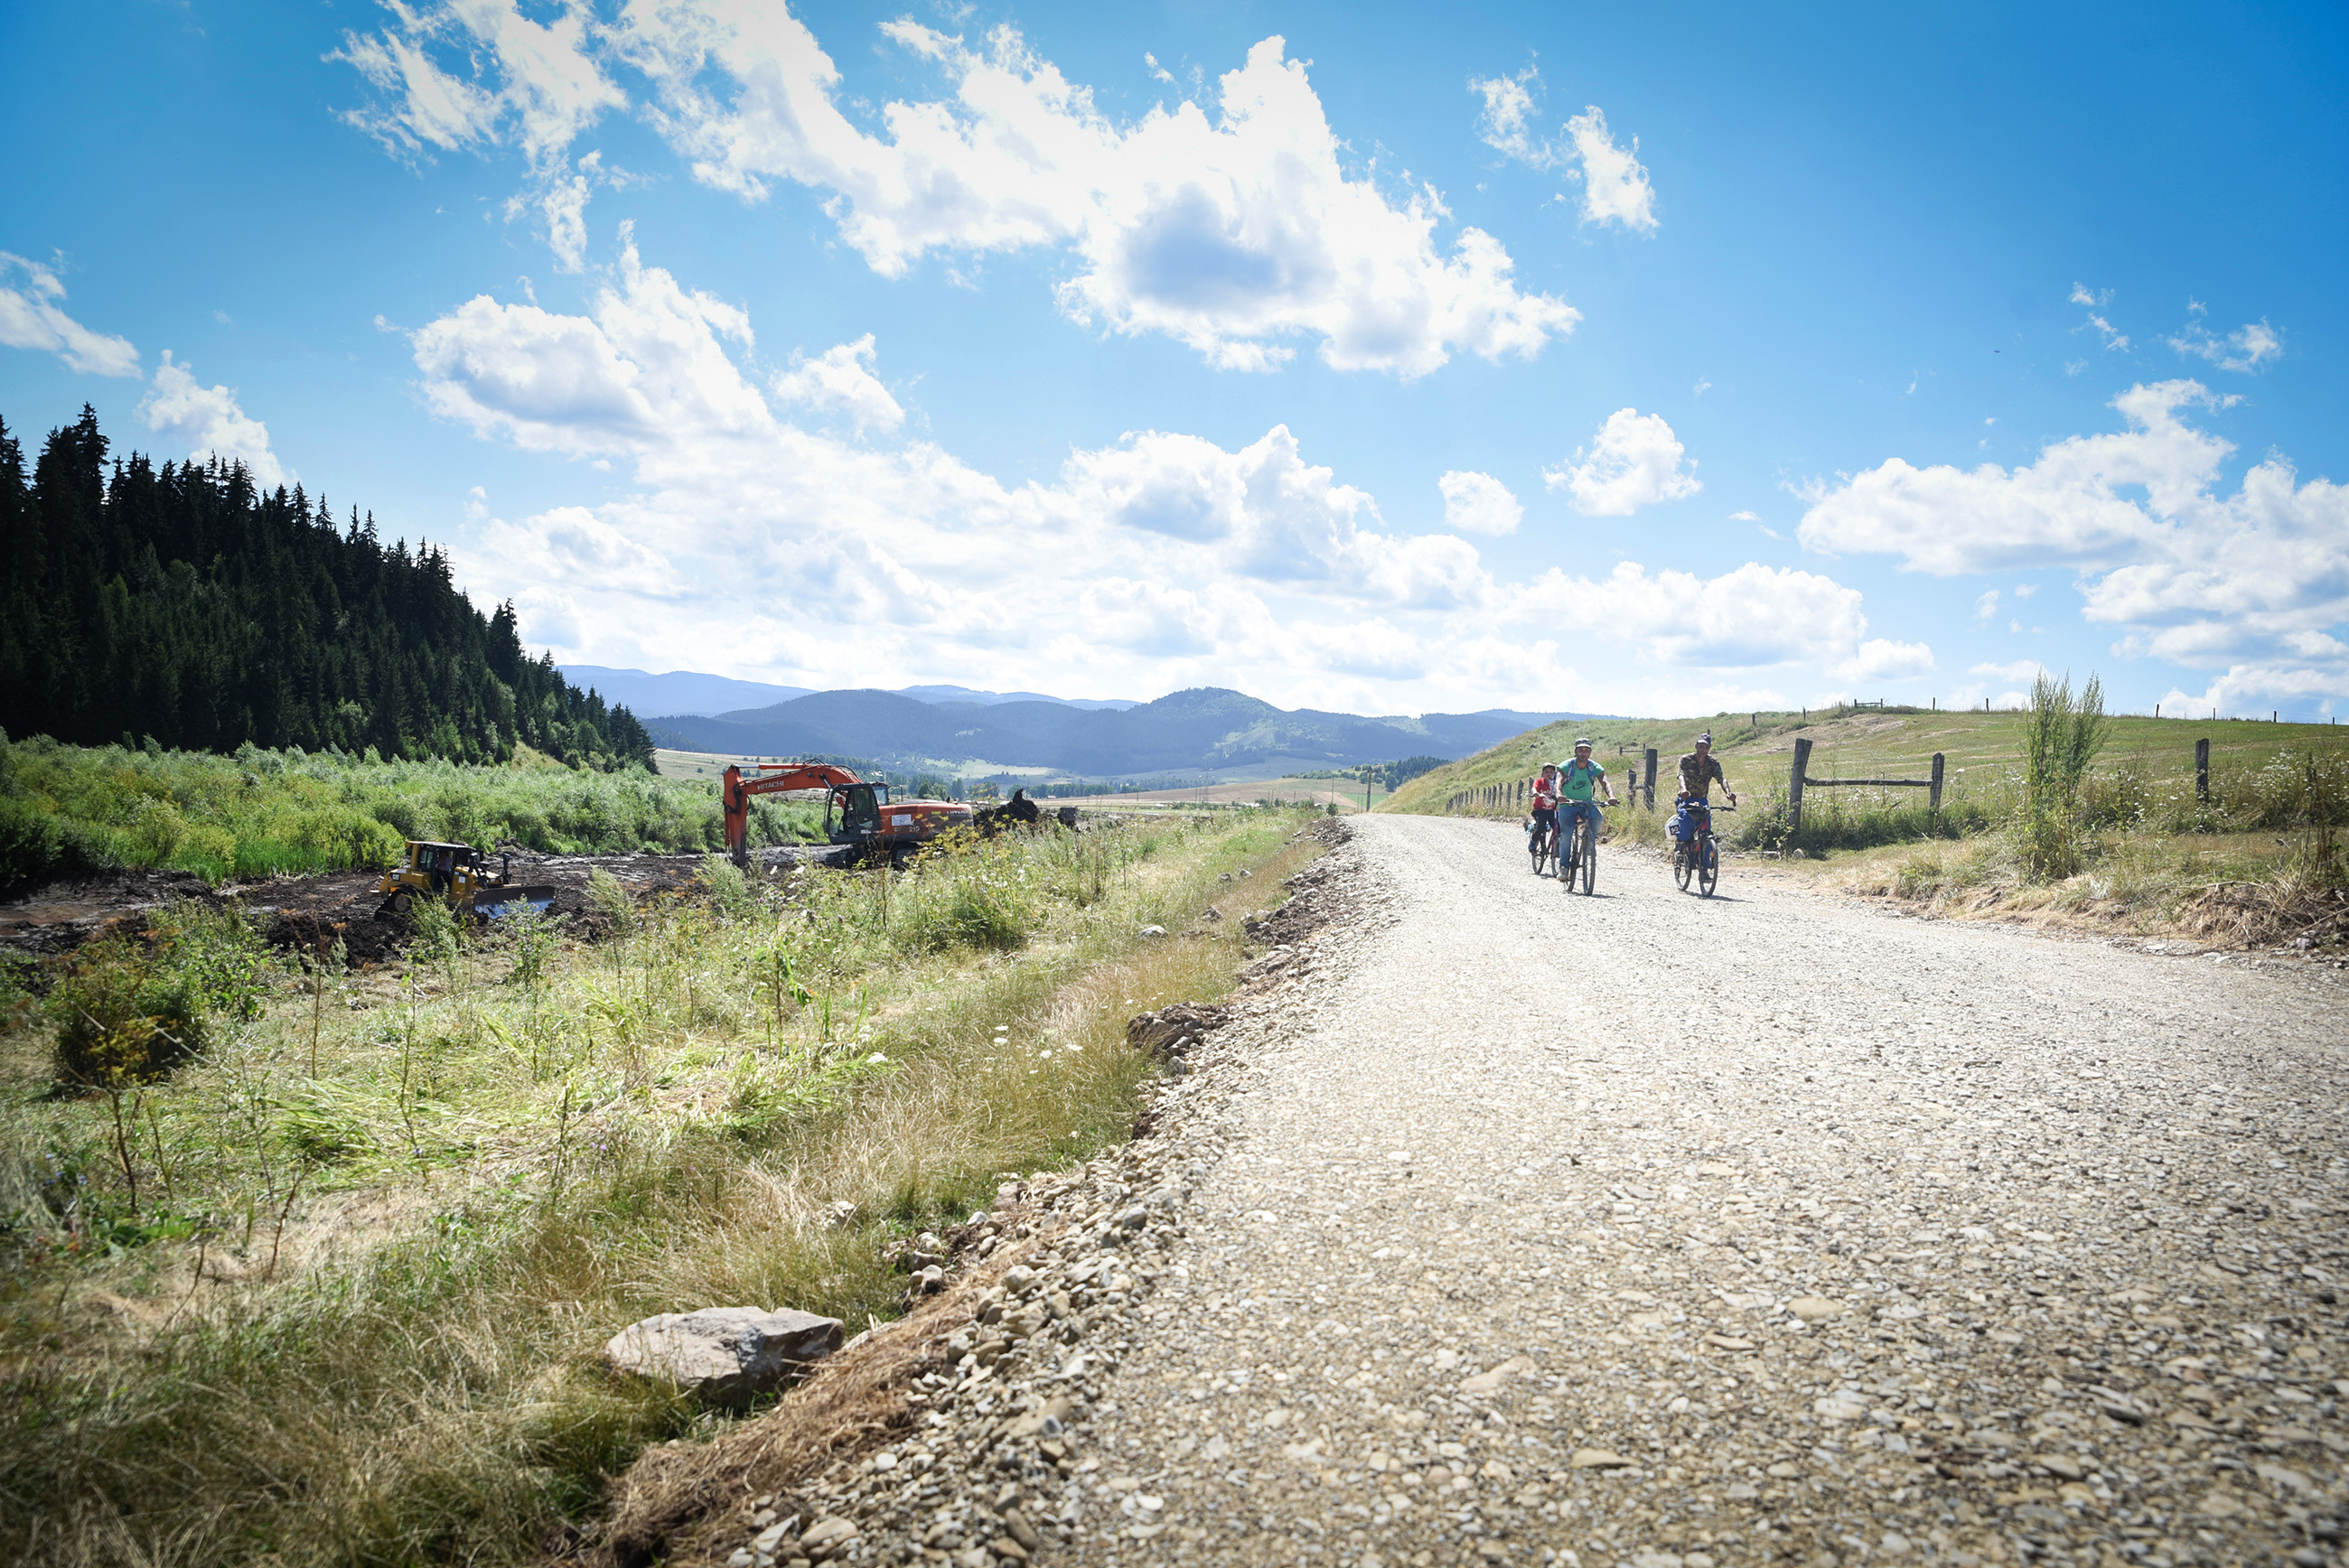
[{"xmin": 722, "ymin": 762, "xmax": 864, "ymax": 864}]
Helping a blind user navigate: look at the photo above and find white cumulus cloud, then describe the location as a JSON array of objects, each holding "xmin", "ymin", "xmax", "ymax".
[
  {"xmin": 1468, "ymin": 70, "xmax": 1656, "ymax": 233},
  {"xmin": 1437, "ymin": 470, "xmax": 1522, "ymax": 537},
  {"xmin": 338, "ymin": 6, "xmax": 1578, "ymax": 378},
  {"xmin": 1561, "ymin": 107, "xmax": 1656, "ymax": 233},
  {"xmin": 2168, "ymin": 315, "xmax": 2281, "ymax": 373},
  {"xmin": 2068, "ymin": 283, "xmax": 2130, "ymax": 351},
  {"xmin": 1503, "ymin": 560, "xmax": 1929, "ymax": 680},
  {"xmin": 1796, "ymin": 380, "xmax": 2237, "ymax": 574},
  {"xmin": 137, "ymin": 351, "xmax": 288, "ymax": 488},
  {"xmin": 332, "ymin": 2, "xmax": 630, "ymax": 268},
  {"xmin": 411, "ymin": 225, "xmax": 765, "ymax": 456},
  {"xmin": 405, "ymin": 237, "xmax": 1911, "ymax": 714},
  {"xmin": 1544, "ymin": 408, "xmax": 1700, "ymax": 517},
  {"xmin": 0, "ymin": 253, "xmax": 140, "ymax": 377},
  {"xmin": 772, "ymin": 334, "xmax": 904, "ymax": 434},
  {"xmin": 331, "ymin": 0, "xmax": 621, "ymax": 162},
  {"xmin": 1798, "ymin": 380, "xmax": 2349, "ymax": 701}
]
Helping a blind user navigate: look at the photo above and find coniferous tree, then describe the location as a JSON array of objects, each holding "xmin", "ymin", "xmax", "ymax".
[{"xmin": 0, "ymin": 407, "xmax": 653, "ymax": 770}]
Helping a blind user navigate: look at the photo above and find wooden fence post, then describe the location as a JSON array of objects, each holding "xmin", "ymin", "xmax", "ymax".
[
  {"xmin": 1929, "ymin": 752, "xmax": 1944, "ymax": 813},
  {"xmin": 1642, "ymin": 748, "xmax": 1658, "ymax": 811},
  {"xmin": 1789, "ymin": 737, "xmax": 1812, "ymax": 835},
  {"xmin": 2195, "ymin": 738, "xmax": 2210, "ymax": 803}
]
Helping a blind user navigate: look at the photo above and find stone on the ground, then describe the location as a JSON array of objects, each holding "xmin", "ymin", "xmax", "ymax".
[{"xmin": 603, "ymin": 1306, "xmax": 843, "ymax": 1408}]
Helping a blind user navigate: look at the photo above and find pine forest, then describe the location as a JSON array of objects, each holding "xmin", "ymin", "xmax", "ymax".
[{"xmin": 0, "ymin": 406, "xmax": 653, "ymax": 771}]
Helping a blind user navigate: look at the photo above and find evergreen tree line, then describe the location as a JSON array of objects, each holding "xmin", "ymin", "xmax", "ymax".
[{"xmin": 0, "ymin": 406, "xmax": 654, "ymax": 771}]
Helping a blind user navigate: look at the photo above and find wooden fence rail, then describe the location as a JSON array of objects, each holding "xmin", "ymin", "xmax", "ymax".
[
  {"xmin": 1788, "ymin": 737, "xmax": 1943, "ymax": 834},
  {"xmin": 1446, "ymin": 748, "xmax": 1664, "ymax": 817},
  {"xmin": 1452, "ymin": 732, "xmax": 2241, "ymax": 828}
]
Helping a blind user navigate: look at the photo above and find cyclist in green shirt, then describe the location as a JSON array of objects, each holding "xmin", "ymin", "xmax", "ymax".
[{"xmin": 1555, "ymin": 738, "xmax": 1617, "ymax": 864}]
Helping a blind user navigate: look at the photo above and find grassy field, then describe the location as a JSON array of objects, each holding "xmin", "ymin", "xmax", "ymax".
[
  {"xmin": 0, "ymin": 736, "xmax": 826, "ymax": 884},
  {"xmin": 1383, "ymin": 705, "xmax": 2349, "ymax": 820},
  {"xmin": 1050, "ymin": 775, "xmax": 1387, "ymax": 811},
  {"xmin": 0, "ymin": 805, "xmax": 1325, "ymax": 1566},
  {"xmin": 657, "ymin": 750, "xmax": 1390, "ymax": 813},
  {"xmin": 1383, "ymin": 702, "xmax": 2349, "ymax": 945}
]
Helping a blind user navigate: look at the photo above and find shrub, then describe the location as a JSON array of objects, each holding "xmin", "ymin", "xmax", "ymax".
[
  {"xmin": 0, "ymin": 735, "xmax": 824, "ymax": 886},
  {"xmin": 0, "ymin": 796, "xmax": 113, "ymax": 882},
  {"xmin": 2018, "ymin": 672, "xmax": 2109, "ymax": 882},
  {"xmin": 1728, "ymin": 779, "xmax": 1989, "ymax": 856},
  {"xmin": 586, "ymin": 867, "xmax": 636, "ymax": 937},
  {"xmin": 894, "ymin": 835, "xmax": 1045, "ymax": 953},
  {"xmin": 48, "ymin": 935, "xmax": 207, "ymax": 1085},
  {"xmin": 697, "ymin": 854, "xmax": 756, "ymax": 922}
]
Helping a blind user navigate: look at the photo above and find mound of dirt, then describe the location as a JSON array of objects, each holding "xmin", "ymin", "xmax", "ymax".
[
  {"xmin": 2, "ymin": 846, "xmax": 849, "ymax": 966},
  {"xmin": 0, "ymin": 868, "xmax": 244, "ymax": 957}
]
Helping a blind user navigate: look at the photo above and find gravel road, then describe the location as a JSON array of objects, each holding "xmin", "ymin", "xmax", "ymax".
[{"xmin": 1057, "ymin": 814, "xmax": 2349, "ymax": 1568}]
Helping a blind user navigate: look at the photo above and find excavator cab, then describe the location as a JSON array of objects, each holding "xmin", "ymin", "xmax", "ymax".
[
  {"xmin": 720, "ymin": 762, "xmax": 968, "ymax": 867},
  {"xmin": 826, "ymin": 782, "xmax": 889, "ymax": 845}
]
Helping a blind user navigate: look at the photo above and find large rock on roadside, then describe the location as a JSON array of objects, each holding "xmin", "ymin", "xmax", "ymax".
[{"xmin": 604, "ymin": 1306, "xmax": 843, "ymax": 1408}]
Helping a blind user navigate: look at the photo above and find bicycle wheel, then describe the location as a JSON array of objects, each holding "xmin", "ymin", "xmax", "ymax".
[
  {"xmin": 1698, "ymin": 835, "xmax": 1719, "ymax": 898},
  {"xmin": 1578, "ymin": 822, "xmax": 1597, "ymax": 895},
  {"xmin": 1673, "ymin": 835, "xmax": 1693, "ymax": 891},
  {"xmin": 1530, "ymin": 826, "xmax": 1549, "ymax": 876}
]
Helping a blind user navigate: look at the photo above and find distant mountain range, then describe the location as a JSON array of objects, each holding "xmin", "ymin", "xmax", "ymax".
[
  {"xmin": 560, "ymin": 666, "xmax": 1137, "ymax": 717},
  {"xmin": 638, "ymin": 684, "xmax": 1596, "ymax": 782}
]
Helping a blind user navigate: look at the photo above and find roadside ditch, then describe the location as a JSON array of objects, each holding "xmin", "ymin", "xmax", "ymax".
[{"xmin": 572, "ymin": 819, "xmax": 1381, "ymax": 1568}]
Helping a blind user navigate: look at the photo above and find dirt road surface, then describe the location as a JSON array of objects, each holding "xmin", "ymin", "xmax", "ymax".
[{"xmin": 1066, "ymin": 815, "xmax": 2349, "ymax": 1568}]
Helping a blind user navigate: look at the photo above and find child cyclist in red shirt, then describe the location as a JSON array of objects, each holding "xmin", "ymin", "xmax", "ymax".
[{"xmin": 1527, "ymin": 763, "xmax": 1562, "ymax": 874}]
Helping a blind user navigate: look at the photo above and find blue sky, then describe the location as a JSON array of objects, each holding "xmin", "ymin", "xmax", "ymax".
[{"xmin": 4, "ymin": 1, "xmax": 2344, "ymax": 718}]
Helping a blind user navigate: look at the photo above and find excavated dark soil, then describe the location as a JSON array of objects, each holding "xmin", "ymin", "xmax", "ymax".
[{"xmin": 0, "ymin": 845, "xmax": 848, "ymax": 966}]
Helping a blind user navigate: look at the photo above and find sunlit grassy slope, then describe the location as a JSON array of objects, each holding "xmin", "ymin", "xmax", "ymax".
[{"xmin": 1380, "ymin": 705, "xmax": 2349, "ymax": 816}]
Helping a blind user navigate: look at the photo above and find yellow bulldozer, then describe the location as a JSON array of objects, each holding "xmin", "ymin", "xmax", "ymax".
[{"xmin": 372, "ymin": 840, "xmax": 556, "ymax": 921}]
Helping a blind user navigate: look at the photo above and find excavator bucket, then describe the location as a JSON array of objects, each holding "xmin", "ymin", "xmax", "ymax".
[{"xmin": 472, "ymin": 885, "xmax": 557, "ymax": 919}]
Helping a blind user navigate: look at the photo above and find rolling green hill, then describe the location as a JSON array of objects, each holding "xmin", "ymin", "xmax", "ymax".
[{"xmin": 1380, "ymin": 704, "xmax": 2349, "ymax": 817}]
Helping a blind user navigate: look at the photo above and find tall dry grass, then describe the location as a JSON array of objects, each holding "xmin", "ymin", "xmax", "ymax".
[{"xmin": 0, "ymin": 808, "xmax": 1325, "ymax": 1567}]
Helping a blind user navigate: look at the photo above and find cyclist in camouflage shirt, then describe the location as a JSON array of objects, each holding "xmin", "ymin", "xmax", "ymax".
[{"xmin": 1671, "ymin": 732, "xmax": 1737, "ymax": 854}]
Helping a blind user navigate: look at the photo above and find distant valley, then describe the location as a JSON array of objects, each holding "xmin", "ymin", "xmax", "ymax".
[{"xmin": 585, "ymin": 674, "xmax": 1599, "ymax": 783}]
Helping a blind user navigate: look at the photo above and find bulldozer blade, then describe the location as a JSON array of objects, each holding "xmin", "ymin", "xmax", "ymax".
[{"xmin": 473, "ymin": 886, "xmax": 557, "ymax": 919}]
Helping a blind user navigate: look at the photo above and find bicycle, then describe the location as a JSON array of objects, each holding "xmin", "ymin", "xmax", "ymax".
[
  {"xmin": 1559, "ymin": 801, "xmax": 1611, "ymax": 896},
  {"xmin": 1671, "ymin": 800, "xmax": 1736, "ymax": 898},
  {"xmin": 1527, "ymin": 813, "xmax": 1559, "ymax": 877}
]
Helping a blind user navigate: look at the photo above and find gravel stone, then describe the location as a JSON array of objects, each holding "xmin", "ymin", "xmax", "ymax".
[
  {"xmin": 1062, "ymin": 817, "xmax": 2349, "ymax": 1567},
  {"xmin": 712, "ymin": 815, "xmax": 2349, "ymax": 1567}
]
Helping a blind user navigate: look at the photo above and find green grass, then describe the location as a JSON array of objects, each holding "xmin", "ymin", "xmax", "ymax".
[
  {"xmin": 1385, "ymin": 705, "xmax": 2349, "ymax": 853},
  {"xmin": 0, "ymin": 734, "xmax": 827, "ymax": 884},
  {"xmin": 0, "ymin": 807, "xmax": 1325, "ymax": 1568}
]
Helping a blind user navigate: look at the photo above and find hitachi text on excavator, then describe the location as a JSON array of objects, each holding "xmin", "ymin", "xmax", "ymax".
[{"xmin": 721, "ymin": 762, "xmax": 975, "ymax": 867}]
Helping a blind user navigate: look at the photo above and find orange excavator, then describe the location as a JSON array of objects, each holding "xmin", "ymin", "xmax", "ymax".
[{"xmin": 722, "ymin": 762, "xmax": 975, "ymax": 868}]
